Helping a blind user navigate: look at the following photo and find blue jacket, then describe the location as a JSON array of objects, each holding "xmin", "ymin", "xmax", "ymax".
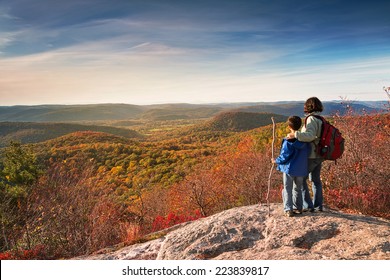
[{"xmin": 275, "ymin": 138, "xmax": 310, "ymax": 177}]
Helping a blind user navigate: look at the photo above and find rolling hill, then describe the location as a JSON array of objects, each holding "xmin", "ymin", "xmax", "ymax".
[
  {"xmin": 202, "ymin": 111, "xmax": 287, "ymax": 132},
  {"xmin": 235, "ymin": 101, "xmax": 386, "ymax": 116},
  {"xmin": 140, "ymin": 106, "xmax": 222, "ymax": 121},
  {"xmin": 0, "ymin": 122, "xmax": 142, "ymax": 148},
  {"xmin": 0, "ymin": 101, "xmax": 385, "ymax": 122},
  {"xmin": 0, "ymin": 104, "xmax": 145, "ymax": 122}
]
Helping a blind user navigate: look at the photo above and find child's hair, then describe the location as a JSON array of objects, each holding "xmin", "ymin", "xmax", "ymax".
[
  {"xmin": 288, "ymin": 116, "xmax": 302, "ymax": 131},
  {"xmin": 304, "ymin": 97, "xmax": 323, "ymax": 113}
]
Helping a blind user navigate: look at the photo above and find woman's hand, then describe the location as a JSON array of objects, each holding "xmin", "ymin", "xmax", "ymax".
[{"xmin": 286, "ymin": 132, "xmax": 295, "ymax": 139}]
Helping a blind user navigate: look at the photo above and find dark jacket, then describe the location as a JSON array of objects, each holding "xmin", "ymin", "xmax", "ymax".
[{"xmin": 275, "ymin": 138, "xmax": 310, "ymax": 177}]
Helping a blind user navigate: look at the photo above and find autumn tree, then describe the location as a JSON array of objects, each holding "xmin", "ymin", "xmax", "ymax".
[
  {"xmin": 28, "ymin": 160, "xmax": 132, "ymax": 258},
  {"xmin": 168, "ymin": 134, "xmax": 282, "ymax": 220},
  {"xmin": 323, "ymin": 111, "xmax": 390, "ymax": 218}
]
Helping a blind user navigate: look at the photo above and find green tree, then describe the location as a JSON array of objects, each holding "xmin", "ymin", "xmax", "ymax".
[{"xmin": 0, "ymin": 142, "xmax": 41, "ymax": 251}]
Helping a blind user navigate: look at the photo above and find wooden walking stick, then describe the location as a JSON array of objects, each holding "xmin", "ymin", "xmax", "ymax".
[{"xmin": 267, "ymin": 117, "xmax": 276, "ymax": 216}]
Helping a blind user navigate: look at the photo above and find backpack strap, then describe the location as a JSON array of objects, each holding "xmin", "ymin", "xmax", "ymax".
[
  {"xmin": 304, "ymin": 115, "xmax": 325, "ymax": 154},
  {"xmin": 304, "ymin": 114, "xmax": 324, "ymax": 127}
]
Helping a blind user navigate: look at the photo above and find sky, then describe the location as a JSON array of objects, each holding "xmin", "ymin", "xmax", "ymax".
[{"xmin": 0, "ymin": 0, "xmax": 389, "ymax": 105}]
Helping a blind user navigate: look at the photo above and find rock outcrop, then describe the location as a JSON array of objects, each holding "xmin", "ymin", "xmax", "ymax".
[{"xmin": 75, "ymin": 204, "xmax": 389, "ymax": 260}]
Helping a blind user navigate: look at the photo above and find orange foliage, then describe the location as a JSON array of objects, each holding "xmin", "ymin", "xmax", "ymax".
[
  {"xmin": 2, "ymin": 109, "xmax": 388, "ymax": 259},
  {"xmin": 151, "ymin": 210, "xmax": 204, "ymax": 232},
  {"xmin": 0, "ymin": 245, "xmax": 47, "ymax": 260},
  {"xmin": 167, "ymin": 134, "xmax": 281, "ymax": 219},
  {"xmin": 323, "ymin": 112, "xmax": 390, "ymax": 218}
]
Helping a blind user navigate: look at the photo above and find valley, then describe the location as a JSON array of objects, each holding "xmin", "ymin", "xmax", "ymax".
[{"xmin": 0, "ymin": 101, "xmax": 388, "ymax": 259}]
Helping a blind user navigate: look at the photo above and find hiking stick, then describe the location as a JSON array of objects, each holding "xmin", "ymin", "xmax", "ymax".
[{"xmin": 267, "ymin": 117, "xmax": 276, "ymax": 216}]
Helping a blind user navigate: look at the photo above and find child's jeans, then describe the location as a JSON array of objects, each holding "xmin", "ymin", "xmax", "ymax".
[{"xmin": 282, "ymin": 173, "xmax": 304, "ymax": 212}]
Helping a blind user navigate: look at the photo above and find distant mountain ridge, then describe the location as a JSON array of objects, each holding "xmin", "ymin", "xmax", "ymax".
[
  {"xmin": 204, "ymin": 112, "xmax": 286, "ymax": 132},
  {"xmin": 0, "ymin": 104, "xmax": 145, "ymax": 122},
  {"xmin": 0, "ymin": 122, "xmax": 142, "ymax": 148},
  {"xmin": 0, "ymin": 101, "xmax": 386, "ymax": 122}
]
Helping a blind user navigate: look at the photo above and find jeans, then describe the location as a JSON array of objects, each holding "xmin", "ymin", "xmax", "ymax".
[
  {"xmin": 302, "ymin": 158, "xmax": 324, "ymax": 210},
  {"xmin": 282, "ymin": 173, "xmax": 304, "ymax": 212}
]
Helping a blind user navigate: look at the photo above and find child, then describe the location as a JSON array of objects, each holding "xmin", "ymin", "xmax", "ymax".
[{"xmin": 273, "ymin": 116, "xmax": 310, "ymax": 217}]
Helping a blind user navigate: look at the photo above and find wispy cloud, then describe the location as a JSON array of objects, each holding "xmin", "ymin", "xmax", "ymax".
[
  {"xmin": 1, "ymin": 36, "xmax": 388, "ymax": 106},
  {"xmin": 0, "ymin": 0, "xmax": 389, "ymax": 105},
  {"xmin": 0, "ymin": 33, "xmax": 14, "ymax": 50}
]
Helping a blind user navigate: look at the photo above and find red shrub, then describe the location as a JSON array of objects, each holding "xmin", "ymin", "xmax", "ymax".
[
  {"xmin": 152, "ymin": 210, "xmax": 204, "ymax": 232},
  {"xmin": 323, "ymin": 111, "xmax": 389, "ymax": 219},
  {"xmin": 0, "ymin": 245, "xmax": 47, "ymax": 260}
]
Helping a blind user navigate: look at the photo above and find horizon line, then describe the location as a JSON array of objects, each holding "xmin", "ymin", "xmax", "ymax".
[{"xmin": 1, "ymin": 99, "xmax": 388, "ymax": 107}]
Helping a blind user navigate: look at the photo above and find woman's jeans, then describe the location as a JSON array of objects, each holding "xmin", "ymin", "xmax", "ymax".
[
  {"xmin": 302, "ymin": 158, "xmax": 324, "ymax": 210},
  {"xmin": 282, "ymin": 173, "xmax": 304, "ymax": 212}
]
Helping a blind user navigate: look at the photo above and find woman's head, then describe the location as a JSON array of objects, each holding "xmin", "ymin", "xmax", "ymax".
[{"xmin": 304, "ymin": 97, "xmax": 323, "ymax": 114}]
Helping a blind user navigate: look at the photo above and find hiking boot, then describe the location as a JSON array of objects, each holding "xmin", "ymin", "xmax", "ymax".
[
  {"xmin": 284, "ymin": 210, "xmax": 294, "ymax": 217},
  {"xmin": 293, "ymin": 209, "xmax": 303, "ymax": 214},
  {"xmin": 303, "ymin": 208, "xmax": 315, "ymax": 213}
]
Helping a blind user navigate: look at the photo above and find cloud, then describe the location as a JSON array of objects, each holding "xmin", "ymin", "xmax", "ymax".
[
  {"xmin": 0, "ymin": 1, "xmax": 326, "ymax": 56},
  {"xmin": 1, "ymin": 0, "xmax": 389, "ymax": 105},
  {"xmin": 0, "ymin": 33, "xmax": 14, "ymax": 50},
  {"xmin": 1, "ymin": 34, "xmax": 389, "ymax": 106}
]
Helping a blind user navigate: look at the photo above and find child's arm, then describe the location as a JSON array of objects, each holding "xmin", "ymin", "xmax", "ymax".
[{"xmin": 275, "ymin": 140, "xmax": 294, "ymax": 165}]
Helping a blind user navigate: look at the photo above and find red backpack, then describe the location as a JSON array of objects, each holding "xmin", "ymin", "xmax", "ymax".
[{"xmin": 305, "ymin": 115, "xmax": 345, "ymax": 161}]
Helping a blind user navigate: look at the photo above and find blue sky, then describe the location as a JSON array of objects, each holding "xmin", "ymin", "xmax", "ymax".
[{"xmin": 0, "ymin": 0, "xmax": 389, "ymax": 105}]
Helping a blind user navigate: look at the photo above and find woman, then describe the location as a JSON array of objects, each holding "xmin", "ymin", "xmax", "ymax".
[{"xmin": 287, "ymin": 97, "xmax": 324, "ymax": 212}]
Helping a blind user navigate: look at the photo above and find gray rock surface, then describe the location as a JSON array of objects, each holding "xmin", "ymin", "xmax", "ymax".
[{"xmin": 76, "ymin": 204, "xmax": 389, "ymax": 260}]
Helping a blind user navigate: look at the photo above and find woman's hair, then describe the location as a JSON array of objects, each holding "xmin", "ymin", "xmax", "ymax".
[
  {"xmin": 304, "ymin": 97, "xmax": 323, "ymax": 113},
  {"xmin": 288, "ymin": 116, "xmax": 302, "ymax": 131}
]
